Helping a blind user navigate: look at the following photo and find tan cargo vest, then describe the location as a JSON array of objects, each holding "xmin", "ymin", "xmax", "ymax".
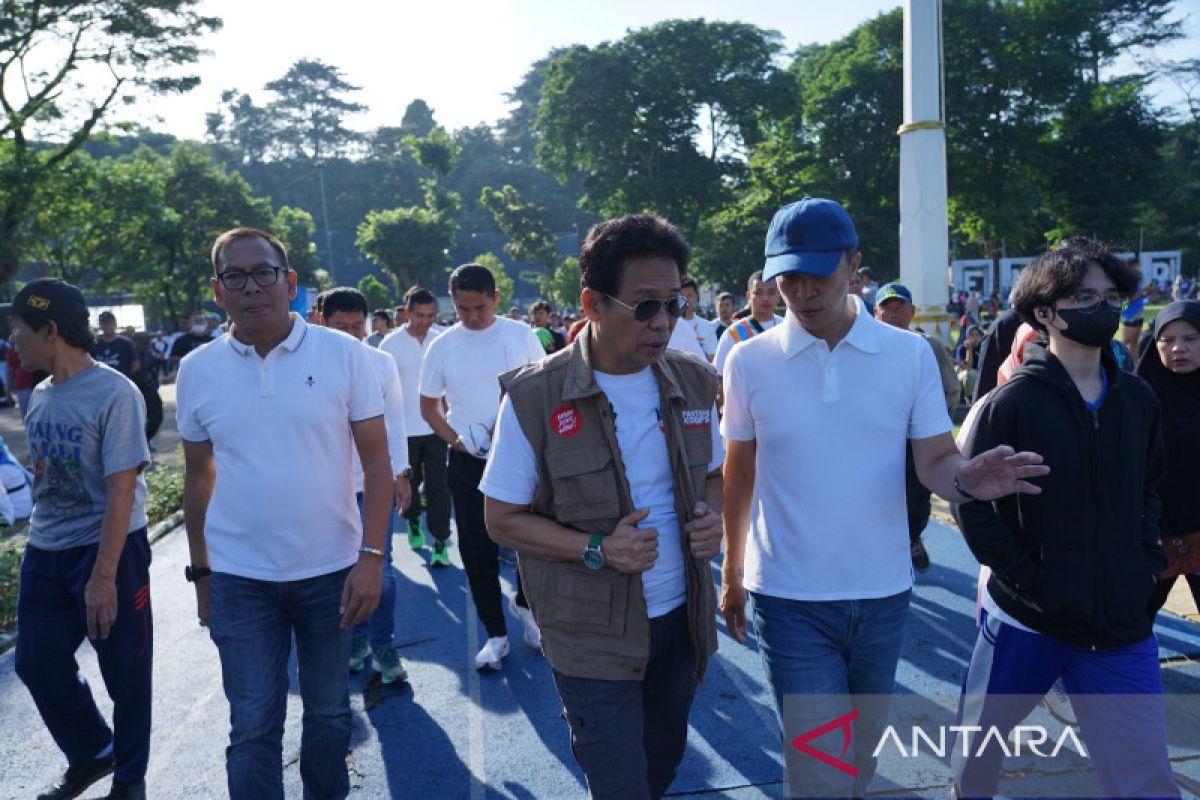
[{"xmin": 500, "ymin": 330, "xmax": 720, "ymax": 681}]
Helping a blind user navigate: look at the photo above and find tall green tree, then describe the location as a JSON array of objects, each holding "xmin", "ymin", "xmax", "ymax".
[
  {"xmin": 0, "ymin": 0, "xmax": 221, "ymax": 281},
  {"xmin": 1040, "ymin": 78, "xmax": 1164, "ymax": 245},
  {"xmin": 472, "ymin": 252, "xmax": 514, "ymax": 310},
  {"xmin": 499, "ymin": 51, "xmax": 564, "ymax": 166},
  {"xmin": 480, "ymin": 184, "xmax": 575, "ymax": 302},
  {"xmin": 264, "ymin": 59, "xmax": 366, "ymax": 161},
  {"xmin": 206, "ymin": 90, "xmax": 277, "ymax": 164},
  {"xmin": 400, "ymin": 99, "xmax": 438, "ymax": 137},
  {"xmin": 24, "ymin": 151, "xmax": 112, "ymax": 284},
  {"xmin": 535, "ymin": 19, "xmax": 787, "ymax": 236},
  {"xmin": 356, "ymin": 207, "xmax": 455, "ymax": 291},
  {"xmin": 479, "ymin": 185, "xmax": 559, "ymax": 271},
  {"xmin": 99, "ymin": 143, "xmax": 274, "ymax": 326},
  {"xmin": 273, "ymin": 205, "xmax": 320, "ymax": 284},
  {"xmin": 356, "ymin": 274, "xmax": 394, "ymax": 310}
]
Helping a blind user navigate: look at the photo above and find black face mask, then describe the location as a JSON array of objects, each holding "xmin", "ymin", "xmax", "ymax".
[{"xmin": 1054, "ymin": 305, "xmax": 1121, "ymax": 349}]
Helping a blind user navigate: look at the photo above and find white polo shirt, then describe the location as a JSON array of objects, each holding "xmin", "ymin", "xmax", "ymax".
[
  {"xmin": 175, "ymin": 315, "xmax": 385, "ymax": 581},
  {"xmin": 720, "ymin": 298, "xmax": 951, "ymax": 600},
  {"xmin": 379, "ymin": 323, "xmax": 444, "ymax": 437},
  {"xmin": 353, "ymin": 342, "xmax": 409, "ymax": 493},
  {"xmin": 418, "ymin": 316, "xmax": 544, "ymax": 448}
]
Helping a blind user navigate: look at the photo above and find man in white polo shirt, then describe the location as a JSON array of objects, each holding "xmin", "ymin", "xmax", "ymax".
[
  {"xmin": 176, "ymin": 227, "xmax": 394, "ymax": 800},
  {"xmin": 317, "ymin": 287, "xmax": 413, "ymax": 685},
  {"xmin": 720, "ymin": 198, "xmax": 1048, "ymax": 797},
  {"xmin": 419, "ymin": 263, "xmax": 546, "ymax": 671},
  {"xmin": 381, "ymin": 286, "xmax": 451, "ymax": 564}
]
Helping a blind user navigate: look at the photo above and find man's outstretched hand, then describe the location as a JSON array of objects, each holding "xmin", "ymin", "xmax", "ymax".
[{"xmin": 958, "ymin": 445, "xmax": 1049, "ymax": 501}]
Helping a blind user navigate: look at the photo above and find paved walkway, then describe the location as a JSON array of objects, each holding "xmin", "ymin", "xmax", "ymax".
[{"xmin": 1, "ymin": 513, "xmax": 1199, "ymax": 799}]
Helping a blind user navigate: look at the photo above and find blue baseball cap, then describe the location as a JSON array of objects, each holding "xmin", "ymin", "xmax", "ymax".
[
  {"xmin": 875, "ymin": 282, "xmax": 913, "ymax": 305},
  {"xmin": 763, "ymin": 197, "xmax": 859, "ymax": 281}
]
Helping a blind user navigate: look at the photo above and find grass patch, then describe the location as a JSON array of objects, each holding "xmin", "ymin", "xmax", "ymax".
[
  {"xmin": 144, "ymin": 460, "xmax": 184, "ymax": 526},
  {"xmin": 0, "ymin": 542, "xmax": 19, "ymax": 635}
]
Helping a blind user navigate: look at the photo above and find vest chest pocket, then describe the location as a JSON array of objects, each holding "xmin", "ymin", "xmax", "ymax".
[
  {"xmin": 547, "ymin": 564, "xmax": 628, "ymax": 637},
  {"xmin": 681, "ymin": 427, "xmax": 713, "ymax": 501},
  {"xmin": 544, "ymin": 445, "xmax": 623, "ymax": 525}
]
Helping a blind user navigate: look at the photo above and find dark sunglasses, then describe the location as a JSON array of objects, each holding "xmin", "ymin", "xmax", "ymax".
[{"xmin": 601, "ymin": 293, "xmax": 689, "ymax": 322}]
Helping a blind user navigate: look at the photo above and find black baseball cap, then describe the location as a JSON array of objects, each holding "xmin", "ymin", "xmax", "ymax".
[{"xmin": 5, "ymin": 278, "xmax": 90, "ymax": 328}]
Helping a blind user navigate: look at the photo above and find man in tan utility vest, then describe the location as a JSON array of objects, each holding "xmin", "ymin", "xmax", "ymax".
[{"xmin": 481, "ymin": 214, "xmax": 724, "ymax": 800}]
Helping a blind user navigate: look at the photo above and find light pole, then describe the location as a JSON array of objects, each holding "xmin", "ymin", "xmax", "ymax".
[{"xmin": 899, "ymin": 0, "xmax": 951, "ymax": 338}]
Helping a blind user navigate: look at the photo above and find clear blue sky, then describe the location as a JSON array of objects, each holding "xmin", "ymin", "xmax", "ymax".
[{"xmin": 127, "ymin": 0, "xmax": 1199, "ymax": 140}]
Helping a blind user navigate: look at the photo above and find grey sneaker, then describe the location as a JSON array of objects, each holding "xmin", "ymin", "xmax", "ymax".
[
  {"xmin": 374, "ymin": 644, "xmax": 409, "ymax": 684},
  {"xmin": 349, "ymin": 636, "xmax": 371, "ymax": 672}
]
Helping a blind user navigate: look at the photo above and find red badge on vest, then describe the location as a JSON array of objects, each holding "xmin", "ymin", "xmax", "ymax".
[{"xmin": 552, "ymin": 404, "xmax": 582, "ymax": 437}]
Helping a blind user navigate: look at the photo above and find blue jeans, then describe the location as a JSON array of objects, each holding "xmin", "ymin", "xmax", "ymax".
[
  {"xmin": 750, "ymin": 589, "xmax": 911, "ymax": 798},
  {"xmin": 209, "ymin": 568, "xmax": 352, "ymax": 800},
  {"xmin": 352, "ymin": 493, "xmax": 397, "ymax": 652}
]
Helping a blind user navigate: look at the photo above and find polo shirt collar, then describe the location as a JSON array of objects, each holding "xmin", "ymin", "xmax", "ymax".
[
  {"xmin": 227, "ymin": 313, "xmax": 307, "ymax": 357},
  {"xmin": 561, "ymin": 323, "xmax": 686, "ymax": 403},
  {"xmin": 780, "ymin": 296, "xmax": 880, "ymax": 358}
]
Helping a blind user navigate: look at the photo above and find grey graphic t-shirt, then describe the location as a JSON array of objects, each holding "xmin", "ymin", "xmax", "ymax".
[{"xmin": 26, "ymin": 362, "xmax": 150, "ymax": 550}]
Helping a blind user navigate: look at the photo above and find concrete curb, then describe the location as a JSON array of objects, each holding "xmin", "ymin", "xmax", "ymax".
[{"xmin": 148, "ymin": 511, "xmax": 183, "ymax": 545}]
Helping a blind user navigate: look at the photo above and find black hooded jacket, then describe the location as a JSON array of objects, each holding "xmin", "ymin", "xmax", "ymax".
[
  {"xmin": 1135, "ymin": 301, "xmax": 1200, "ymax": 540},
  {"xmin": 955, "ymin": 341, "xmax": 1167, "ymax": 648}
]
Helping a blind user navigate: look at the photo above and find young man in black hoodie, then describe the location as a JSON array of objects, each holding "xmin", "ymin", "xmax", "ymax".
[{"xmin": 953, "ymin": 238, "xmax": 1177, "ymax": 799}]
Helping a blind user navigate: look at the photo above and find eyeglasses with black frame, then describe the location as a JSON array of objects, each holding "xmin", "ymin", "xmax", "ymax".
[
  {"xmin": 1068, "ymin": 289, "xmax": 1125, "ymax": 314},
  {"xmin": 216, "ymin": 266, "xmax": 287, "ymax": 291},
  {"xmin": 600, "ymin": 293, "xmax": 689, "ymax": 322}
]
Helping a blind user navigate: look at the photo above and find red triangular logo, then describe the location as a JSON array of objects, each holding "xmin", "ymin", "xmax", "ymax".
[{"xmin": 790, "ymin": 708, "xmax": 859, "ymax": 778}]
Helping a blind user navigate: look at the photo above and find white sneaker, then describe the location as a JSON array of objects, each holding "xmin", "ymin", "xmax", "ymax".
[
  {"xmin": 474, "ymin": 636, "xmax": 510, "ymax": 671},
  {"xmin": 508, "ymin": 596, "xmax": 542, "ymax": 651}
]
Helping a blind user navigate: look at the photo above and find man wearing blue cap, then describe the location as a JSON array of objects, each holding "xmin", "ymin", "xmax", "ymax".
[
  {"xmin": 719, "ymin": 197, "xmax": 1049, "ymax": 796},
  {"xmin": 874, "ymin": 282, "xmax": 962, "ymax": 572}
]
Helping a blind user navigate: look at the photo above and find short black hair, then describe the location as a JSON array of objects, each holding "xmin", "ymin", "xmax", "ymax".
[
  {"xmin": 98, "ymin": 310, "xmax": 116, "ymax": 323},
  {"xmin": 16, "ymin": 312, "xmax": 95, "ymax": 351},
  {"xmin": 449, "ymin": 263, "xmax": 496, "ymax": 295},
  {"xmin": 372, "ymin": 309, "xmax": 392, "ymax": 324},
  {"xmin": 322, "ymin": 287, "xmax": 368, "ymax": 319},
  {"xmin": 211, "ymin": 227, "xmax": 290, "ymax": 276},
  {"xmin": 680, "ymin": 276, "xmax": 698, "ymax": 293},
  {"xmin": 529, "ymin": 299, "xmax": 551, "ymax": 314},
  {"xmin": 717, "ymin": 291, "xmax": 735, "ymax": 303},
  {"xmin": 405, "ymin": 287, "xmax": 436, "ymax": 307},
  {"xmin": 747, "ymin": 271, "xmax": 765, "ymax": 290},
  {"xmin": 579, "ymin": 214, "xmax": 689, "ymax": 297},
  {"xmin": 1010, "ymin": 237, "xmax": 1140, "ymax": 333}
]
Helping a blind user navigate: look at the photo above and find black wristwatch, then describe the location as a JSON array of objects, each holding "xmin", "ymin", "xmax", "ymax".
[
  {"xmin": 582, "ymin": 533, "xmax": 605, "ymax": 571},
  {"xmin": 185, "ymin": 565, "xmax": 212, "ymax": 582}
]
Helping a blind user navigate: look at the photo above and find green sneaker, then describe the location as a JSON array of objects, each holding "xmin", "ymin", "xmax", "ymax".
[
  {"xmin": 429, "ymin": 541, "xmax": 451, "ymax": 567},
  {"xmin": 349, "ymin": 636, "xmax": 371, "ymax": 673},
  {"xmin": 407, "ymin": 520, "xmax": 426, "ymax": 551},
  {"xmin": 374, "ymin": 644, "xmax": 408, "ymax": 684}
]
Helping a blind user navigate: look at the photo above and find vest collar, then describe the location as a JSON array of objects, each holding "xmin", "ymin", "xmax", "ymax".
[{"xmin": 561, "ymin": 324, "xmax": 686, "ymax": 403}]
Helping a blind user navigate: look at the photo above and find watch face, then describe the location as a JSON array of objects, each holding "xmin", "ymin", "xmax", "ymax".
[{"xmin": 582, "ymin": 547, "xmax": 604, "ymax": 571}]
